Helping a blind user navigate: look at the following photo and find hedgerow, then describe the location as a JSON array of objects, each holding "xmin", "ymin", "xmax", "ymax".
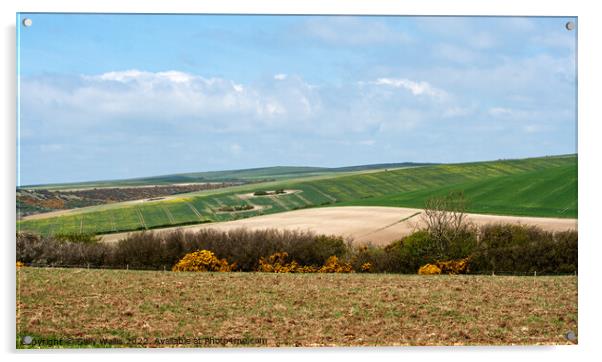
[{"xmin": 16, "ymin": 222, "xmax": 577, "ymax": 274}]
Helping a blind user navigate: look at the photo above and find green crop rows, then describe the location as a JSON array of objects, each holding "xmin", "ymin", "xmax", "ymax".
[{"xmin": 17, "ymin": 155, "xmax": 577, "ymax": 236}]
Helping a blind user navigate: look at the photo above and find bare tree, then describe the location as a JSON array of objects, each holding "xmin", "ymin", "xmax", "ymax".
[{"xmin": 421, "ymin": 191, "xmax": 471, "ymax": 258}]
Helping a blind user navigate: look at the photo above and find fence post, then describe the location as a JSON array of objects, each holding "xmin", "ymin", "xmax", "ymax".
[
  {"xmin": 534, "ymin": 271, "xmax": 537, "ymax": 277},
  {"xmin": 87, "ymin": 263, "xmax": 90, "ymax": 270},
  {"xmin": 126, "ymin": 264, "xmax": 129, "ymax": 270},
  {"xmin": 163, "ymin": 265, "xmax": 166, "ymax": 272}
]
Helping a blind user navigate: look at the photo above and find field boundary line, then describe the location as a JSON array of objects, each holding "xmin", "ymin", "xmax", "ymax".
[
  {"xmin": 109, "ymin": 211, "xmax": 117, "ymax": 232},
  {"xmin": 358, "ymin": 211, "xmax": 422, "ymax": 238},
  {"xmin": 280, "ymin": 194, "xmax": 303, "ymax": 208},
  {"xmin": 161, "ymin": 205, "xmax": 176, "ymax": 224},
  {"xmin": 49, "ymin": 218, "xmax": 60, "ymax": 235},
  {"xmin": 186, "ymin": 202, "xmax": 203, "ymax": 220},
  {"xmin": 269, "ymin": 195, "xmax": 291, "ymax": 211},
  {"xmin": 294, "ymin": 192, "xmax": 313, "ymax": 206},
  {"xmin": 136, "ymin": 208, "xmax": 147, "ymax": 229},
  {"xmin": 306, "ymin": 185, "xmax": 337, "ymax": 203},
  {"xmin": 363, "ymin": 173, "xmax": 400, "ymax": 193},
  {"xmin": 17, "ymin": 263, "xmax": 579, "ymax": 276}
]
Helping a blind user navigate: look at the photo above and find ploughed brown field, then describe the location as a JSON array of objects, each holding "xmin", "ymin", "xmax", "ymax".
[
  {"xmin": 17, "ymin": 267, "xmax": 577, "ymax": 347},
  {"xmin": 101, "ymin": 206, "xmax": 578, "ymax": 244}
]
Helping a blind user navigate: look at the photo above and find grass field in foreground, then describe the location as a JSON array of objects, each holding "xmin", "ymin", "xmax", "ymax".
[
  {"xmin": 17, "ymin": 267, "xmax": 577, "ymax": 347},
  {"xmin": 17, "ymin": 154, "xmax": 577, "ymax": 236}
]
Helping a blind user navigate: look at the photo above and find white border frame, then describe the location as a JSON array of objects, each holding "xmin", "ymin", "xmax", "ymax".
[{"xmin": 2, "ymin": 1, "xmax": 600, "ymax": 361}]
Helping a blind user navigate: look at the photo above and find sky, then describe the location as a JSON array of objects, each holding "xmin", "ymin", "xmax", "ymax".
[{"xmin": 17, "ymin": 14, "xmax": 577, "ymax": 185}]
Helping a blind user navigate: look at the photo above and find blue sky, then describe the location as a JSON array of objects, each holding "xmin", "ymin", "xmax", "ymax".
[{"xmin": 17, "ymin": 14, "xmax": 577, "ymax": 185}]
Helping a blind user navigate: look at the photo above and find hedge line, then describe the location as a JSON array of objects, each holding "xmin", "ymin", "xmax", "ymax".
[{"xmin": 16, "ymin": 223, "xmax": 577, "ymax": 274}]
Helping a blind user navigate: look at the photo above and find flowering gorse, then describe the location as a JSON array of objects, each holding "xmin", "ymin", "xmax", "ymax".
[
  {"xmin": 257, "ymin": 252, "xmax": 318, "ymax": 273},
  {"xmin": 418, "ymin": 263, "xmax": 442, "ymax": 275},
  {"xmin": 172, "ymin": 250, "xmax": 235, "ymax": 272},
  {"xmin": 258, "ymin": 252, "xmax": 353, "ymax": 273},
  {"xmin": 318, "ymin": 256, "xmax": 353, "ymax": 273},
  {"xmin": 418, "ymin": 257, "xmax": 470, "ymax": 275}
]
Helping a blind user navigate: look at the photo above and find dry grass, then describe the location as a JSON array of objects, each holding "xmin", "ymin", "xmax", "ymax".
[{"xmin": 16, "ymin": 267, "xmax": 577, "ymax": 348}]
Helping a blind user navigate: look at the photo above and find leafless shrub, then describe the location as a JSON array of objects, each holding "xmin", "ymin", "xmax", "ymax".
[{"xmin": 421, "ymin": 191, "xmax": 475, "ymax": 258}]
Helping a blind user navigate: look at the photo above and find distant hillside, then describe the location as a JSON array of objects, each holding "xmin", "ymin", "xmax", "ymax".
[
  {"xmin": 17, "ymin": 155, "xmax": 576, "ymax": 237},
  {"xmin": 20, "ymin": 162, "xmax": 435, "ymax": 190}
]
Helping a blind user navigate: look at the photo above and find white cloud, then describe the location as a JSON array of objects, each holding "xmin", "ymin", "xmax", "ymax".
[
  {"xmin": 488, "ymin": 107, "xmax": 540, "ymax": 121},
  {"xmin": 22, "ymin": 70, "xmax": 322, "ymax": 133},
  {"xmin": 258, "ymin": 101, "xmax": 286, "ymax": 117},
  {"xmin": 21, "ymin": 70, "xmax": 477, "ymax": 146},
  {"xmin": 95, "ymin": 70, "xmax": 194, "ymax": 83},
  {"xmin": 274, "ymin": 73, "xmax": 287, "ymax": 80},
  {"xmin": 95, "ymin": 69, "xmax": 145, "ymax": 82},
  {"xmin": 374, "ymin": 78, "xmax": 447, "ymax": 98}
]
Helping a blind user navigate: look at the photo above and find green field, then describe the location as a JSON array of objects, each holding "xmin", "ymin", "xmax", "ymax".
[{"xmin": 17, "ymin": 154, "xmax": 577, "ymax": 236}]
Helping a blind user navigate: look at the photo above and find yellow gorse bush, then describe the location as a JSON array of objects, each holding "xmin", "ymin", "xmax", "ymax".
[
  {"xmin": 172, "ymin": 250, "xmax": 235, "ymax": 272},
  {"xmin": 418, "ymin": 257, "xmax": 470, "ymax": 275},
  {"xmin": 360, "ymin": 262, "xmax": 373, "ymax": 272},
  {"xmin": 257, "ymin": 252, "xmax": 353, "ymax": 273},
  {"xmin": 257, "ymin": 252, "xmax": 318, "ymax": 273},
  {"xmin": 418, "ymin": 263, "xmax": 441, "ymax": 275},
  {"xmin": 318, "ymin": 256, "xmax": 353, "ymax": 273},
  {"xmin": 16, "ymin": 261, "xmax": 25, "ymax": 268}
]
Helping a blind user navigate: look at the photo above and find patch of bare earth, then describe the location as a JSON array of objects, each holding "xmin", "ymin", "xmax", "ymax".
[
  {"xmin": 17, "ymin": 268, "xmax": 577, "ymax": 347},
  {"xmin": 100, "ymin": 206, "xmax": 577, "ymax": 245}
]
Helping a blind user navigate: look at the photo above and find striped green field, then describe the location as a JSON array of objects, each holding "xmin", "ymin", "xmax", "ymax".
[{"xmin": 17, "ymin": 155, "xmax": 577, "ymax": 236}]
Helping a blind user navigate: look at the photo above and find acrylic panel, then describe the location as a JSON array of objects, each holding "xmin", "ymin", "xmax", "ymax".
[{"xmin": 16, "ymin": 14, "xmax": 577, "ymax": 348}]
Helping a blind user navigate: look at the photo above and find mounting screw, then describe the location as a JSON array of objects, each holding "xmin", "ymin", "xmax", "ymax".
[
  {"xmin": 565, "ymin": 21, "xmax": 575, "ymax": 31},
  {"xmin": 22, "ymin": 335, "xmax": 33, "ymax": 345},
  {"xmin": 22, "ymin": 18, "xmax": 32, "ymax": 27},
  {"xmin": 565, "ymin": 330, "xmax": 577, "ymax": 342}
]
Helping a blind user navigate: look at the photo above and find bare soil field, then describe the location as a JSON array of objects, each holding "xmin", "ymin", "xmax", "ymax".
[
  {"xmin": 100, "ymin": 206, "xmax": 577, "ymax": 244},
  {"xmin": 16, "ymin": 267, "xmax": 577, "ymax": 347}
]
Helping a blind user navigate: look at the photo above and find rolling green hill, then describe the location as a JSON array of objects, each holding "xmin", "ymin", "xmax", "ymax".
[
  {"xmin": 338, "ymin": 162, "xmax": 577, "ymax": 217},
  {"xmin": 17, "ymin": 155, "xmax": 577, "ymax": 236},
  {"xmin": 21, "ymin": 162, "xmax": 433, "ymax": 190}
]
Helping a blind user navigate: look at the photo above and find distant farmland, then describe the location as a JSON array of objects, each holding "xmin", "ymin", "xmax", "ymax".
[{"xmin": 17, "ymin": 155, "xmax": 577, "ymax": 237}]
